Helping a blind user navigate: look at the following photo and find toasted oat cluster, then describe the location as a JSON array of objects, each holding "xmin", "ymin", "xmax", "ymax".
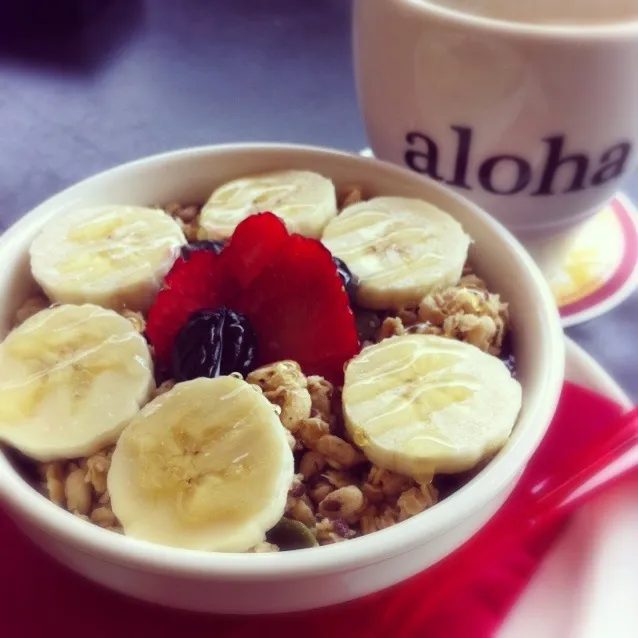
[
  {"xmin": 39, "ymin": 447, "xmax": 121, "ymax": 533},
  {"xmin": 5, "ymin": 178, "xmax": 518, "ymax": 554},
  {"xmin": 374, "ymin": 272, "xmax": 508, "ymax": 355}
]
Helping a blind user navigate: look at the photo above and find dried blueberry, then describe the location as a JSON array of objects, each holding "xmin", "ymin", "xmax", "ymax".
[
  {"xmin": 172, "ymin": 307, "xmax": 258, "ymax": 382},
  {"xmin": 332, "ymin": 257, "xmax": 358, "ymax": 304},
  {"xmin": 332, "ymin": 518, "xmax": 352, "ymax": 538},
  {"xmin": 181, "ymin": 240, "xmax": 225, "ymax": 260}
]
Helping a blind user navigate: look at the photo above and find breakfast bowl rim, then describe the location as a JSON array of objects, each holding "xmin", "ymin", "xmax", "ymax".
[{"xmin": 0, "ymin": 143, "xmax": 565, "ymax": 580}]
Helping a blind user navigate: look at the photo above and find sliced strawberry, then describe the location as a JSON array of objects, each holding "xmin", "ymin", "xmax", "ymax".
[
  {"xmin": 221, "ymin": 212, "xmax": 289, "ymax": 289},
  {"xmin": 146, "ymin": 250, "xmax": 226, "ymax": 367},
  {"xmin": 146, "ymin": 212, "xmax": 360, "ymax": 383},
  {"xmin": 235, "ymin": 233, "xmax": 361, "ymax": 384}
]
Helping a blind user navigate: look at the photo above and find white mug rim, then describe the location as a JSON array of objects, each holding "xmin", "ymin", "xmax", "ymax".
[{"xmin": 396, "ymin": 0, "xmax": 638, "ymax": 41}]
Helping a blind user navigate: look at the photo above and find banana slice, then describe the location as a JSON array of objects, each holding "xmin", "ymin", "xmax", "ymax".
[
  {"xmin": 30, "ymin": 205, "xmax": 186, "ymax": 312},
  {"xmin": 108, "ymin": 376, "xmax": 294, "ymax": 552},
  {"xmin": 343, "ymin": 334, "xmax": 522, "ymax": 478},
  {"xmin": 322, "ymin": 197, "xmax": 471, "ymax": 310},
  {"xmin": 0, "ymin": 304, "xmax": 154, "ymax": 462},
  {"xmin": 199, "ymin": 170, "xmax": 337, "ymax": 239}
]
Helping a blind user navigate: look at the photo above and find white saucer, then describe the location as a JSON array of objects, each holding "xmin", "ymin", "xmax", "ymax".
[{"xmin": 500, "ymin": 338, "xmax": 634, "ymax": 638}]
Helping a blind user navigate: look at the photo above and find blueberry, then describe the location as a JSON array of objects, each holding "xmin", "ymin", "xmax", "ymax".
[
  {"xmin": 181, "ymin": 240, "xmax": 225, "ymax": 260},
  {"xmin": 354, "ymin": 309, "xmax": 381, "ymax": 343},
  {"xmin": 332, "ymin": 257, "xmax": 358, "ymax": 304},
  {"xmin": 172, "ymin": 307, "xmax": 258, "ymax": 382},
  {"xmin": 501, "ymin": 353, "xmax": 516, "ymax": 378},
  {"xmin": 499, "ymin": 335, "xmax": 516, "ymax": 378}
]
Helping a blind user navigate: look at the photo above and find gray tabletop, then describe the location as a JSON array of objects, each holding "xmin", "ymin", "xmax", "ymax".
[{"xmin": 1, "ymin": 0, "xmax": 635, "ymax": 401}]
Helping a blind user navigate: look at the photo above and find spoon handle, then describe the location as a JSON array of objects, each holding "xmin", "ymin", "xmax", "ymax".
[{"xmin": 525, "ymin": 406, "xmax": 638, "ymax": 532}]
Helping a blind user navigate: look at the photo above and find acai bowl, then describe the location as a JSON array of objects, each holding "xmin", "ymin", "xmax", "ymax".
[{"xmin": 0, "ymin": 144, "xmax": 564, "ymax": 614}]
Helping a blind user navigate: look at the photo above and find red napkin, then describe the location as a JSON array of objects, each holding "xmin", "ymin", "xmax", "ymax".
[{"xmin": 0, "ymin": 382, "xmax": 626, "ymax": 638}]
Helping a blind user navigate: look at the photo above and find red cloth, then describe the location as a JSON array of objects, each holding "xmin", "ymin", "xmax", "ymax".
[{"xmin": 0, "ymin": 382, "xmax": 626, "ymax": 638}]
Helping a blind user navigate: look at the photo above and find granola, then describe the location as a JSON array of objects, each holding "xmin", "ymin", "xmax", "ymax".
[
  {"xmin": 39, "ymin": 447, "xmax": 122, "ymax": 533},
  {"xmin": 7, "ymin": 180, "xmax": 517, "ymax": 553}
]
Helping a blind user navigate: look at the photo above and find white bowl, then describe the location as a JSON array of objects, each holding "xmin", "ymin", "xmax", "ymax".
[{"xmin": 0, "ymin": 144, "xmax": 564, "ymax": 614}]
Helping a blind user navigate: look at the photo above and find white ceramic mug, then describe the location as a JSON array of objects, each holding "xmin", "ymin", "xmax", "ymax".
[{"xmin": 353, "ymin": 0, "xmax": 638, "ymax": 274}]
